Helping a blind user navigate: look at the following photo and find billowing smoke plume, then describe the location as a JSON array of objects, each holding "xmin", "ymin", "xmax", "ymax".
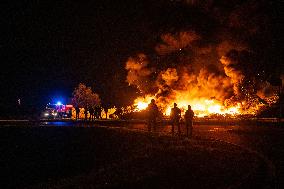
[
  {"xmin": 155, "ymin": 31, "xmax": 200, "ymax": 55},
  {"xmin": 220, "ymin": 50, "xmax": 246, "ymax": 96},
  {"xmin": 125, "ymin": 53, "xmax": 155, "ymax": 94},
  {"xmin": 125, "ymin": 0, "xmax": 280, "ymax": 115}
]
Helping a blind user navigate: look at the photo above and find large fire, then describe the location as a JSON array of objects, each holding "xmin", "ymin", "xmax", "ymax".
[
  {"xmin": 125, "ymin": 32, "xmax": 279, "ymax": 118},
  {"xmin": 133, "ymin": 95, "xmax": 242, "ymax": 117}
]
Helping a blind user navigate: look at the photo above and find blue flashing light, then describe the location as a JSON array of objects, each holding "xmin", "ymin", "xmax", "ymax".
[{"xmin": 56, "ymin": 101, "xmax": 62, "ymax": 105}]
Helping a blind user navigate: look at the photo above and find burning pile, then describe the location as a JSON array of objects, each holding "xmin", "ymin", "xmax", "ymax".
[{"xmin": 125, "ymin": 31, "xmax": 279, "ymax": 117}]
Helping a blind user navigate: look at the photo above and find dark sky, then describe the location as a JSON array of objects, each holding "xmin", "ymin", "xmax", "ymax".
[{"xmin": 0, "ymin": 0, "xmax": 283, "ymax": 111}]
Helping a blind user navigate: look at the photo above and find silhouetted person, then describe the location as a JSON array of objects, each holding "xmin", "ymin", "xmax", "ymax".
[
  {"xmin": 94, "ymin": 106, "xmax": 98, "ymax": 119},
  {"xmin": 170, "ymin": 103, "xmax": 181, "ymax": 136},
  {"xmin": 95, "ymin": 106, "xmax": 102, "ymax": 119},
  {"xmin": 84, "ymin": 108, "xmax": 88, "ymax": 121},
  {"xmin": 93, "ymin": 109, "xmax": 96, "ymax": 120},
  {"xmin": 147, "ymin": 99, "xmax": 159, "ymax": 132},
  {"xmin": 104, "ymin": 108, "xmax": 108, "ymax": 119},
  {"xmin": 75, "ymin": 106, "xmax": 80, "ymax": 120},
  {"xmin": 98, "ymin": 106, "xmax": 102, "ymax": 119},
  {"xmin": 89, "ymin": 107, "xmax": 94, "ymax": 121},
  {"xmin": 184, "ymin": 105, "xmax": 194, "ymax": 138}
]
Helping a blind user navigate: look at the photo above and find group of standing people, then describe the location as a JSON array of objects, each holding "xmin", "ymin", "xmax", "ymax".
[
  {"xmin": 74, "ymin": 100, "xmax": 195, "ymax": 137},
  {"xmin": 147, "ymin": 99, "xmax": 194, "ymax": 137},
  {"xmin": 75, "ymin": 106, "xmax": 103, "ymax": 121}
]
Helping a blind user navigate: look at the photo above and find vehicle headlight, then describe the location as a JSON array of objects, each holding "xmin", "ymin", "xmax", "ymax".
[{"xmin": 44, "ymin": 113, "xmax": 49, "ymax": 117}]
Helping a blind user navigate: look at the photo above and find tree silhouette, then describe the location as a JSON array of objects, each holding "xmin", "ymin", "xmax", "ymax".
[{"xmin": 72, "ymin": 83, "xmax": 100, "ymax": 108}]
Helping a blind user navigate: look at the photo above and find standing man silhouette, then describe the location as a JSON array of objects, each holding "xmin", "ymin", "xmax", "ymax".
[
  {"xmin": 184, "ymin": 105, "xmax": 194, "ymax": 138},
  {"xmin": 84, "ymin": 107, "xmax": 88, "ymax": 121},
  {"xmin": 170, "ymin": 103, "xmax": 181, "ymax": 136},
  {"xmin": 75, "ymin": 106, "xmax": 80, "ymax": 120},
  {"xmin": 147, "ymin": 99, "xmax": 159, "ymax": 132},
  {"xmin": 97, "ymin": 106, "xmax": 102, "ymax": 119},
  {"xmin": 89, "ymin": 107, "xmax": 94, "ymax": 121},
  {"xmin": 104, "ymin": 107, "xmax": 108, "ymax": 119}
]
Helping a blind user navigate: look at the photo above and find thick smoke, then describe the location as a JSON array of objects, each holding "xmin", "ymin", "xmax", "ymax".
[
  {"xmin": 125, "ymin": 53, "xmax": 155, "ymax": 94},
  {"xmin": 155, "ymin": 31, "xmax": 200, "ymax": 55},
  {"xmin": 220, "ymin": 50, "xmax": 246, "ymax": 96},
  {"xmin": 125, "ymin": 0, "xmax": 280, "ymax": 114}
]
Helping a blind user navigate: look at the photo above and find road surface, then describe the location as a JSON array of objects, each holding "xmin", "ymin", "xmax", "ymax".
[
  {"xmin": 126, "ymin": 123, "xmax": 284, "ymax": 188},
  {"xmin": 1, "ymin": 120, "xmax": 283, "ymax": 188},
  {"xmin": 38, "ymin": 120, "xmax": 284, "ymax": 188}
]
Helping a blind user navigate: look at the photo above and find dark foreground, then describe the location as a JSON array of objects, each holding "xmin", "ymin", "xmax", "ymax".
[{"xmin": 0, "ymin": 124, "xmax": 276, "ymax": 189}]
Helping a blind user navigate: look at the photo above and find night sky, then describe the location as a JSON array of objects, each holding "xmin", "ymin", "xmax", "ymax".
[{"xmin": 0, "ymin": 0, "xmax": 283, "ymax": 114}]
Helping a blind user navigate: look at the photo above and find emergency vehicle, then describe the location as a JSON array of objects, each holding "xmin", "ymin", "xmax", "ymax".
[{"xmin": 42, "ymin": 102, "xmax": 73, "ymax": 119}]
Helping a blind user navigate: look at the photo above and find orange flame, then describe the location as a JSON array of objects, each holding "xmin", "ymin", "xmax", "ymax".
[
  {"xmin": 134, "ymin": 96, "xmax": 242, "ymax": 117},
  {"xmin": 134, "ymin": 95, "xmax": 155, "ymax": 111}
]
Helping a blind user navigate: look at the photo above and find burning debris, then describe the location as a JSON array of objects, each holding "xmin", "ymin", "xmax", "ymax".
[{"xmin": 125, "ymin": 30, "xmax": 279, "ymax": 117}]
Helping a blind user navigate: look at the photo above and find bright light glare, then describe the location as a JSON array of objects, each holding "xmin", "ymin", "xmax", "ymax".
[
  {"xmin": 134, "ymin": 95, "xmax": 155, "ymax": 111},
  {"xmin": 165, "ymin": 107, "xmax": 171, "ymax": 116},
  {"xmin": 56, "ymin": 101, "xmax": 62, "ymax": 105},
  {"xmin": 137, "ymin": 102, "xmax": 148, "ymax": 110}
]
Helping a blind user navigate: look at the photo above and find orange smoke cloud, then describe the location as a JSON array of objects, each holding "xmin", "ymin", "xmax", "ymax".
[
  {"xmin": 125, "ymin": 53, "xmax": 155, "ymax": 93},
  {"xmin": 126, "ymin": 31, "xmax": 279, "ymax": 117},
  {"xmin": 155, "ymin": 31, "xmax": 200, "ymax": 55}
]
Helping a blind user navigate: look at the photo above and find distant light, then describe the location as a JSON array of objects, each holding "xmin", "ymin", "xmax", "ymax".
[{"xmin": 56, "ymin": 101, "xmax": 62, "ymax": 105}]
